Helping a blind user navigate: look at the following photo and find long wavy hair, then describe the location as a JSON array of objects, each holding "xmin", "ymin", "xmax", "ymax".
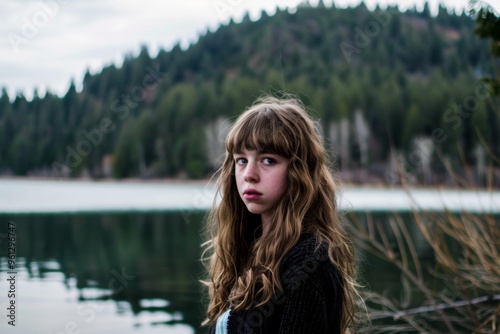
[{"xmin": 202, "ymin": 95, "xmax": 357, "ymax": 332}]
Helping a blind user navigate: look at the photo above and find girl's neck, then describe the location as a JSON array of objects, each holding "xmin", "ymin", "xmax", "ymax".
[{"xmin": 260, "ymin": 214, "xmax": 271, "ymax": 237}]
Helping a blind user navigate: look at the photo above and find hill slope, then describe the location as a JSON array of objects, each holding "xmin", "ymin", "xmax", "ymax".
[{"xmin": 0, "ymin": 2, "xmax": 496, "ymax": 184}]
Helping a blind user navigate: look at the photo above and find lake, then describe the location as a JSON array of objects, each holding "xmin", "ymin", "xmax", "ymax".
[{"xmin": 0, "ymin": 180, "xmax": 499, "ymax": 333}]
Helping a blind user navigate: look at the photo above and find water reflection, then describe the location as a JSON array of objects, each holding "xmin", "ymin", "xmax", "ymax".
[
  {"xmin": 0, "ymin": 210, "xmax": 465, "ymax": 333},
  {"xmin": 1, "ymin": 212, "xmax": 207, "ymax": 334}
]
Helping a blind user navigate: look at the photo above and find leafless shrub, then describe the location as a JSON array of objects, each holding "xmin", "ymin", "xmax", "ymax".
[{"xmin": 349, "ymin": 185, "xmax": 500, "ymax": 333}]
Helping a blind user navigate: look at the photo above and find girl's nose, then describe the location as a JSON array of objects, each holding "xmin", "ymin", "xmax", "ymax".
[{"xmin": 243, "ymin": 162, "xmax": 259, "ymax": 183}]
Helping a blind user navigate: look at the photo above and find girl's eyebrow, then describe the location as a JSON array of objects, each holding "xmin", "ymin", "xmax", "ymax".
[
  {"xmin": 233, "ymin": 150, "xmax": 278, "ymax": 156},
  {"xmin": 232, "ymin": 147, "xmax": 284, "ymax": 157},
  {"xmin": 258, "ymin": 151, "xmax": 282, "ymax": 156}
]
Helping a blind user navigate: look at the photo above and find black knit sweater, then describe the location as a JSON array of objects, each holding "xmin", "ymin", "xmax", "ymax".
[{"xmin": 208, "ymin": 233, "xmax": 344, "ymax": 334}]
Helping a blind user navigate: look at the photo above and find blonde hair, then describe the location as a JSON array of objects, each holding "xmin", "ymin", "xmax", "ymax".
[{"xmin": 202, "ymin": 95, "xmax": 356, "ymax": 332}]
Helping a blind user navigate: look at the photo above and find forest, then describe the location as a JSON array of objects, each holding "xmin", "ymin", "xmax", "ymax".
[{"xmin": 0, "ymin": 1, "xmax": 498, "ymax": 185}]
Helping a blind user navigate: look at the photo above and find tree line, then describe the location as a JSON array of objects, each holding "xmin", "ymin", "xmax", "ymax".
[{"xmin": 0, "ymin": 1, "xmax": 497, "ymax": 184}]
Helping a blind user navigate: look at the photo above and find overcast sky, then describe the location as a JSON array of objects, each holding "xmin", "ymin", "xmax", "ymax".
[{"xmin": 1, "ymin": 0, "xmax": 498, "ymax": 100}]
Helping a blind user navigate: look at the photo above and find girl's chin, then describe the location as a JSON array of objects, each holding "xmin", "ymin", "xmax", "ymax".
[{"xmin": 245, "ymin": 204, "xmax": 265, "ymax": 215}]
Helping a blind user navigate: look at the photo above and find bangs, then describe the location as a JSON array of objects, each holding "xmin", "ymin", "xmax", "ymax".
[{"xmin": 227, "ymin": 107, "xmax": 294, "ymax": 157}]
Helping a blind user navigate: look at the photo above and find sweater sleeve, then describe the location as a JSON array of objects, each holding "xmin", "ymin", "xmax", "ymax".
[
  {"xmin": 276, "ymin": 235, "xmax": 343, "ymax": 334},
  {"xmin": 278, "ymin": 280, "xmax": 329, "ymax": 333}
]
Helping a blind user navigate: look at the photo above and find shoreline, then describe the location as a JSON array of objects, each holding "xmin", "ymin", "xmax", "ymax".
[
  {"xmin": 0, "ymin": 175, "xmax": 498, "ymax": 191},
  {"xmin": 0, "ymin": 175, "xmax": 215, "ymax": 185},
  {"xmin": 1, "ymin": 179, "xmax": 500, "ymax": 215}
]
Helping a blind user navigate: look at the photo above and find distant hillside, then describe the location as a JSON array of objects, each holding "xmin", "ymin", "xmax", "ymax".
[{"xmin": 0, "ymin": 2, "xmax": 497, "ymax": 185}]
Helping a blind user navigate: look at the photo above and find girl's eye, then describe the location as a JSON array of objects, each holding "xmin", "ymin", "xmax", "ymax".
[
  {"xmin": 235, "ymin": 157, "xmax": 247, "ymax": 165},
  {"xmin": 262, "ymin": 157, "xmax": 276, "ymax": 165}
]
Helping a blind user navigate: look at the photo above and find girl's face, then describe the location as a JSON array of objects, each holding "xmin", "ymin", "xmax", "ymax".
[{"xmin": 233, "ymin": 149, "xmax": 289, "ymax": 226}]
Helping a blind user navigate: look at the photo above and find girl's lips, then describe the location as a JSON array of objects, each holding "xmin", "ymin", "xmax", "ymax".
[
  {"xmin": 243, "ymin": 193, "xmax": 262, "ymax": 200},
  {"xmin": 243, "ymin": 189, "xmax": 262, "ymax": 200}
]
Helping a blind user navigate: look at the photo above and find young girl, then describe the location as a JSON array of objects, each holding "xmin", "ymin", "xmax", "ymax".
[{"xmin": 202, "ymin": 96, "xmax": 357, "ymax": 333}]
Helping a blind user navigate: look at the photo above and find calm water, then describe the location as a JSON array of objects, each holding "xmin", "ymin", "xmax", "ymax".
[
  {"xmin": 0, "ymin": 210, "xmax": 485, "ymax": 333},
  {"xmin": 2, "ymin": 181, "xmax": 498, "ymax": 333},
  {"xmin": 0, "ymin": 212, "xmax": 207, "ymax": 334}
]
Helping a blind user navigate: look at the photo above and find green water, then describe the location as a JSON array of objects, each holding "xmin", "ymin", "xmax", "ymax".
[{"xmin": 0, "ymin": 211, "xmax": 436, "ymax": 333}]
